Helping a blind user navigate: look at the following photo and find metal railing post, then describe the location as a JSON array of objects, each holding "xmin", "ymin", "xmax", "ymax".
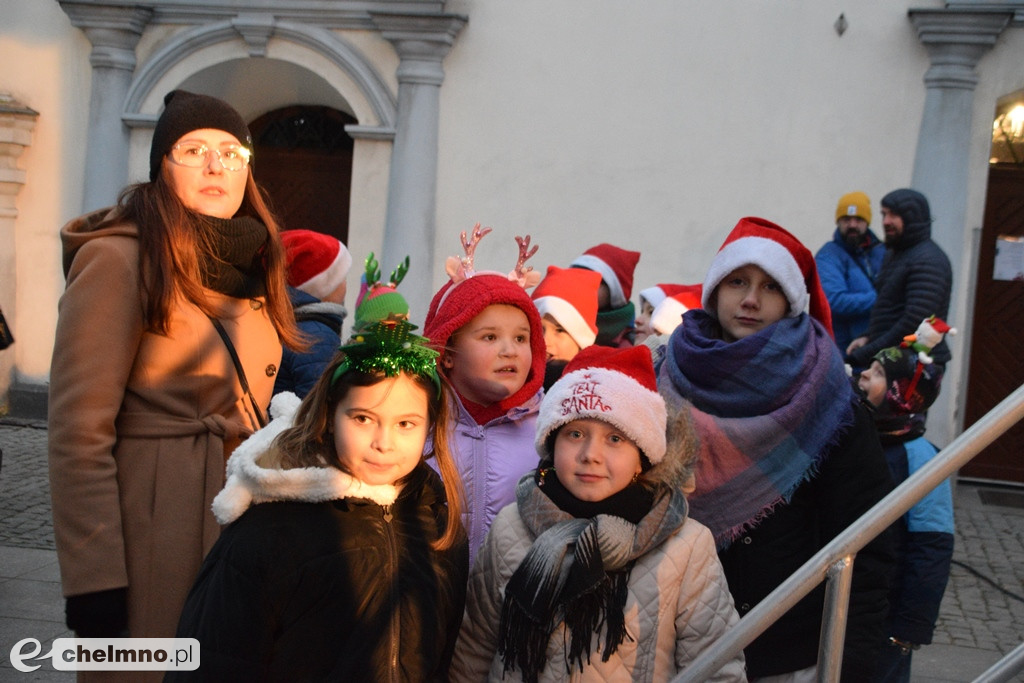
[
  {"xmin": 817, "ymin": 556, "xmax": 854, "ymax": 682},
  {"xmin": 974, "ymin": 642, "xmax": 1024, "ymax": 683}
]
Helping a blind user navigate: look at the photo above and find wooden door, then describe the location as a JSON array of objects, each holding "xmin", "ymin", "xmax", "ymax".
[
  {"xmin": 248, "ymin": 106, "xmax": 355, "ymax": 244},
  {"xmin": 961, "ymin": 165, "xmax": 1024, "ymax": 483}
]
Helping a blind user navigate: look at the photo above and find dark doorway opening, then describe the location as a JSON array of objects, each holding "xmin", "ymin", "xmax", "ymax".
[
  {"xmin": 961, "ymin": 164, "xmax": 1024, "ymax": 485},
  {"xmin": 249, "ymin": 106, "xmax": 355, "ymax": 245}
]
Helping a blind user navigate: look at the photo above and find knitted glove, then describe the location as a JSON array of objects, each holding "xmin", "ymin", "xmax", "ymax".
[{"xmin": 65, "ymin": 587, "xmax": 129, "ymax": 637}]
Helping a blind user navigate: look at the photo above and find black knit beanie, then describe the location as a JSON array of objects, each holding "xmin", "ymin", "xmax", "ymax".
[
  {"xmin": 149, "ymin": 90, "xmax": 253, "ymax": 181},
  {"xmin": 880, "ymin": 188, "xmax": 931, "ymax": 229}
]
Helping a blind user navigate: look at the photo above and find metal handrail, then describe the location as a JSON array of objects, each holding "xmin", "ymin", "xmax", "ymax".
[{"xmin": 672, "ymin": 382, "xmax": 1024, "ymax": 683}]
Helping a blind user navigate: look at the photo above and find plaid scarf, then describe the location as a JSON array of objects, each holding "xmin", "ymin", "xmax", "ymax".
[{"xmin": 659, "ymin": 310, "xmax": 855, "ymax": 548}]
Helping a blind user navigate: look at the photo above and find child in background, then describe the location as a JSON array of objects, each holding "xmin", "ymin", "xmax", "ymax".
[
  {"xmin": 648, "ymin": 284, "xmax": 703, "ymax": 339},
  {"xmin": 570, "ymin": 243, "xmax": 641, "ymax": 347},
  {"xmin": 424, "ymin": 225, "xmax": 547, "ymax": 563},
  {"xmin": 274, "ymin": 229, "xmax": 352, "ymax": 398},
  {"xmin": 640, "ymin": 285, "xmax": 704, "ymax": 369},
  {"xmin": 658, "ymin": 217, "xmax": 894, "ymax": 682},
  {"xmin": 635, "ymin": 283, "xmax": 689, "ymax": 343},
  {"xmin": 857, "ymin": 340, "xmax": 953, "ymax": 683},
  {"xmin": 531, "ymin": 264, "xmax": 601, "ymax": 389},
  {"xmin": 172, "ymin": 313, "xmax": 468, "ymax": 681},
  {"xmin": 451, "ymin": 345, "xmax": 746, "ymax": 682}
]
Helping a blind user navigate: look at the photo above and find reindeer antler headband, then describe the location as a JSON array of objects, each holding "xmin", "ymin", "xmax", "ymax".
[{"xmin": 439, "ymin": 224, "xmax": 541, "ymax": 308}]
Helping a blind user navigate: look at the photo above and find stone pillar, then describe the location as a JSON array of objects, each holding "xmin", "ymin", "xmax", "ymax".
[
  {"xmin": 370, "ymin": 12, "xmax": 466, "ymax": 323},
  {"xmin": 908, "ymin": 9, "xmax": 1010, "ymax": 446},
  {"xmin": 0, "ymin": 94, "xmax": 38, "ymax": 412},
  {"xmin": 59, "ymin": 2, "xmax": 151, "ymax": 212}
]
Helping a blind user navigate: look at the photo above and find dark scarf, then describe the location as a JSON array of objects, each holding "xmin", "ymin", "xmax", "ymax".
[
  {"xmin": 595, "ymin": 302, "xmax": 636, "ymax": 347},
  {"xmin": 659, "ymin": 309, "xmax": 855, "ymax": 549},
  {"xmin": 199, "ymin": 215, "xmax": 269, "ymax": 299},
  {"xmin": 498, "ymin": 472, "xmax": 684, "ymax": 682},
  {"xmin": 870, "ymin": 403, "xmax": 927, "ymax": 446}
]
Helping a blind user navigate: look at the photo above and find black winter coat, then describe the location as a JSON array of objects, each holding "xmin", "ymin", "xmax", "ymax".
[
  {"xmin": 169, "ymin": 463, "xmax": 468, "ymax": 682},
  {"xmin": 718, "ymin": 401, "xmax": 896, "ymax": 681},
  {"xmin": 848, "ymin": 191, "xmax": 952, "ymax": 368}
]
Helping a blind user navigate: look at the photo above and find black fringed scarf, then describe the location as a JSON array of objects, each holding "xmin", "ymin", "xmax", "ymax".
[
  {"xmin": 497, "ymin": 471, "xmax": 684, "ymax": 682},
  {"xmin": 199, "ymin": 215, "xmax": 269, "ymax": 299}
]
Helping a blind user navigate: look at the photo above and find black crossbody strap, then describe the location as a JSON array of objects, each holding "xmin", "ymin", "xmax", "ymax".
[{"xmin": 208, "ymin": 316, "xmax": 267, "ymax": 428}]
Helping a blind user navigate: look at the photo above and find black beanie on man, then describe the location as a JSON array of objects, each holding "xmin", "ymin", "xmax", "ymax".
[
  {"xmin": 149, "ymin": 90, "xmax": 253, "ymax": 181},
  {"xmin": 880, "ymin": 188, "xmax": 931, "ymax": 230}
]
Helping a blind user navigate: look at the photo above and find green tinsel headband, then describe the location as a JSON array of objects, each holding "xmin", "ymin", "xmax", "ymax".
[{"xmin": 330, "ymin": 315, "xmax": 441, "ymax": 395}]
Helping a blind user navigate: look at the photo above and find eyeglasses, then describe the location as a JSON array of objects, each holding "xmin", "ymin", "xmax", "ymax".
[{"xmin": 169, "ymin": 141, "xmax": 252, "ymax": 172}]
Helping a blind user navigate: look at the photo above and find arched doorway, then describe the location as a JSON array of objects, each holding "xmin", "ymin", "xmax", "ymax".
[{"xmin": 249, "ymin": 105, "xmax": 356, "ymax": 245}]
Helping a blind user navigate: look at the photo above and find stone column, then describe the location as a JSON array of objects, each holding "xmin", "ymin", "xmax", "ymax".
[
  {"xmin": 370, "ymin": 12, "xmax": 466, "ymax": 323},
  {"xmin": 0, "ymin": 94, "xmax": 38, "ymax": 412},
  {"xmin": 59, "ymin": 2, "xmax": 151, "ymax": 212},
  {"xmin": 908, "ymin": 9, "xmax": 1011, "ymax": 446}
]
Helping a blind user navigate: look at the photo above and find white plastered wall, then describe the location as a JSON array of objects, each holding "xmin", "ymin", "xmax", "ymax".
[
  {"xmin": 0, "ymin": 0, "xmax": 91, "ymax": 387},
  {"xmin": 434, "ymin": 0, "xmax": 933, "ymax": 292}
]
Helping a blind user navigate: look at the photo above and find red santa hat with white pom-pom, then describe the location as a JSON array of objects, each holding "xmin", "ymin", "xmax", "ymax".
[
  {"xmin": 281, "ymin": 229, "xmax": 353, "ymax": 300},
  {"xmin": 702, "ymin": 216, "xmax": 834, "ymax": 337}
]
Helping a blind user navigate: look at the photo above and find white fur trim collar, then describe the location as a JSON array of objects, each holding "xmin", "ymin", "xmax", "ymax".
[{"xmin": 212, "ymin": 391, "xmax": 399, "ymax": 525}]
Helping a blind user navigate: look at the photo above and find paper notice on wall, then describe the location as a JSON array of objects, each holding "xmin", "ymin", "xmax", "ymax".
[{"xmin": 993, "ymin": 235, "xmax": 1024, "ymax": 281}]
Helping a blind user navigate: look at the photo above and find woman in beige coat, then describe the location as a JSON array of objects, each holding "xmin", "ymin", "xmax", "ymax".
[
  {"xmin": 450, "ymin": 345, "xmax": 746, "ymax": 682},
  {"xmin": 47, "ymin": 90, "xmax": 303, "ymax": 657}
]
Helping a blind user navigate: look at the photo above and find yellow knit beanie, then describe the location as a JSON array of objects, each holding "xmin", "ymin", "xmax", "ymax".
[{"xmin": 835, "ymin": 191, "xmax": 872, "ymax": 225}]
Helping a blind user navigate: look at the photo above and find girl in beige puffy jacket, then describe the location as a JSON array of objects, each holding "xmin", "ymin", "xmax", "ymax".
[{"xmin": 451, "ymin": 344, "xmax": 746, "ymax": 682}]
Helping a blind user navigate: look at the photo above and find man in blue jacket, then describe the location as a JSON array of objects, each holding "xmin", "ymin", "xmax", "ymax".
[
  {"xmin": 816, "ymin": 190, "xmax": 886, "ymax": 359},
  {"xmin": 846, "ymin": 188, "xmax": 953, "ymax": 371}
]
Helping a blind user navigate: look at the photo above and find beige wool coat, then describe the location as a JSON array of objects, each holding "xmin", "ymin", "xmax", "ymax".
[{"xmin": 47, "ymin": 209, "xmax": 282, "ymax": 644}]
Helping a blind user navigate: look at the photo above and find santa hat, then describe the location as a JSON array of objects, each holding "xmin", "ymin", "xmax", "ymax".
[
  {"xmin": 532, "ymin": 266, "xmax": 602, "ymax": 349},
  {"xmin": 570, "ymin": 243, "xmax": 641, "ymax": 309},
  {"xmin": 702, "ymin": 217, "xmax": 833, "ymax": 337},
  {"xmin": 638, "ymin": 283, "xmax": 692, "ymax": 310},
  {"xmin": 649, "ymin": 284, "xmax": 703, "ymax": 335},
  {"xmin": 423, "ymin": 226, "xmax": 547, "ymax": 405},
  {"xmin": 281, "ymin": 229, "xmax": 353, "ymax": 300},
  {"xmin": 535, "ymin": 344, "xmax": 666, "ymax": 465}
]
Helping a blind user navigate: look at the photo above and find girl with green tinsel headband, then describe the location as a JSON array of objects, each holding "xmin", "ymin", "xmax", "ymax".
[{"xmin": 174, "ymin": 257, "xmax": 468, "ymax": 680}]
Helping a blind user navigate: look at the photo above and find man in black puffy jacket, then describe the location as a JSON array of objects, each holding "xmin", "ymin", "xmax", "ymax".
[{"xmin": 846, "ymin": 188, "xmax": 953, "ymax": 370}]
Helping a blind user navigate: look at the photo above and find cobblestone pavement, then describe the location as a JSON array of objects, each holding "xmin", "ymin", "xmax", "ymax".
[
  {"xmin": 931, "ymin": 487, "xmax": 1024, "ymax": 656},
  {"xmin": 0, "ymin": 420, "xmax": 53, "ymax": 551},
  {"xmin": 1, "ymin": 418, "xmax": 1022, "ymax": 681}
]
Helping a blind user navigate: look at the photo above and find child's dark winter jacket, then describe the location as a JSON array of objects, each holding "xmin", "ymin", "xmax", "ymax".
[
  {"xmin": 272, "ymin": 286, "xmax": 346, "ymax": 398},
  {"xmin": 170, "ymin": 394, "xmax": 469, "ymax": 682},
  {"xmin": 715, "ymin": 402, "xmax": 895, "ymax": 680},
  {"xmin": 879, "ymin": 432, "xmax": 953, "ymax": 647}
]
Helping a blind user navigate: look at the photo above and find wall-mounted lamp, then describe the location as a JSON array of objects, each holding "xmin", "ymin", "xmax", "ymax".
[{"xmin": 991, "ymin": 103, "xmax": 1024, "ymax": 166}]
